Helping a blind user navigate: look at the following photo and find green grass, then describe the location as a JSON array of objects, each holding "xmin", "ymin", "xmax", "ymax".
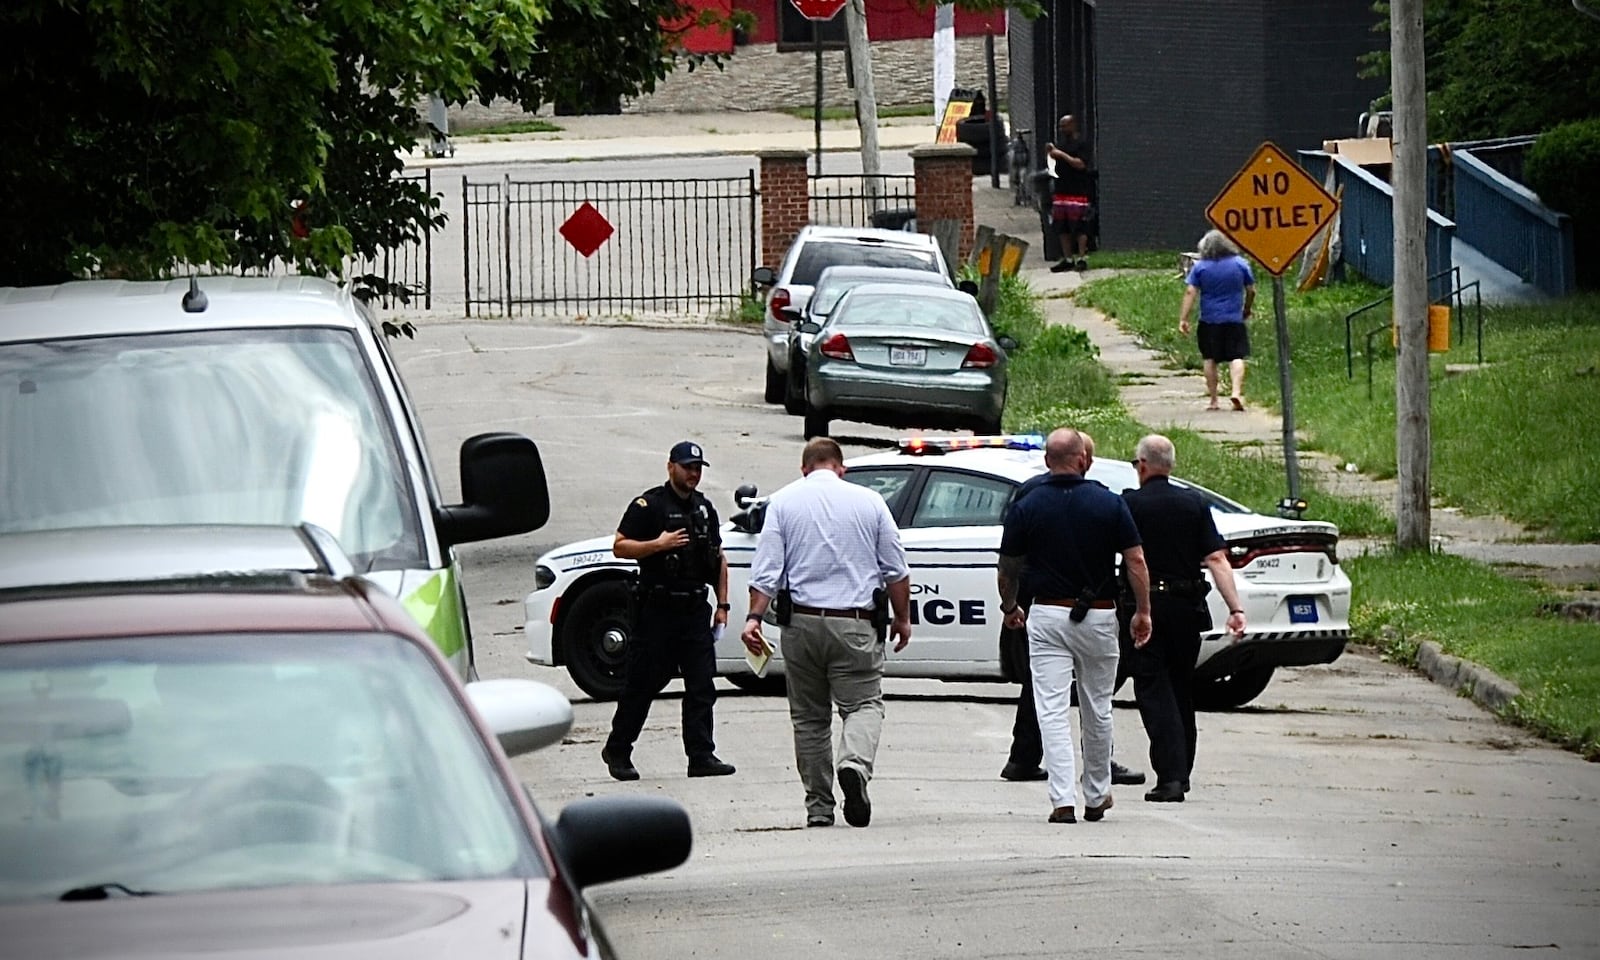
[
  {"xmin": 783, "ymin": 103, "xmax": 937, "ymax": 122},
  {"xmin": 1076, "ymin": 274, "xmax": 1600, "ymax": 541},
  {"xmin": 992, "ymin": 273, "xmax": 1391, "ymax": 536},
  {"xmin": 458, "ymin": 118, "xmax": 563, "ymax": 136},
  {"xmin": 1088, "ymin": 249, "xmax": 1187, "ymax": 271},
  {"xmin": 1348, "ymin": 550, "xmax": 1600, "ymax": 759},
  {"xmin": 716, "ymin": 291, "xmax": 764, "ymax": 327}
]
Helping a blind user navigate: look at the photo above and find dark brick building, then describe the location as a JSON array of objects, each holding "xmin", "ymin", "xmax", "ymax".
[{"xmin": 1011, "ymin": 0, "xmax": 1385, "ymax": 249}]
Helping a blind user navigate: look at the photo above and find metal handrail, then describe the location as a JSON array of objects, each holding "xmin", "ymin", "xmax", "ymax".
[
  {"xmin": 1344, "ymin": 266, "xmax": 1461, "ymax": 379},
  {"xmin": 1364, "ymin": 275, "xmax": 1488, "ymax": 399}
]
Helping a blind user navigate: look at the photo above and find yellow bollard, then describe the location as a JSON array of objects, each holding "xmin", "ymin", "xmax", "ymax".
[{"xmin": 1393, "ymin": 304, "xmax": 1453, "ymax": 352}]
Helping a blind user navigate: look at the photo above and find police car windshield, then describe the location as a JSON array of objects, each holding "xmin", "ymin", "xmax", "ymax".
[
  {"xmin": 0, "ymin": 328, "xmax": 423, "ymax": 570},
  {"xmin": 0, "ymin": 631, "xmax": 541, "ymax": 902},
  {"xmin": 791, "ymin": 242, "xmax": 940, "ymax": 286}
]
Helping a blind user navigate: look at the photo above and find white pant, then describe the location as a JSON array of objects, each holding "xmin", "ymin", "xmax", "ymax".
[{"xmin": 1028, "ymin": 606, "xmax": 1120, "ymax": 808}]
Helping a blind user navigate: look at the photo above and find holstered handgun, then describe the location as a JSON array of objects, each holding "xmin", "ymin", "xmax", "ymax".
[
  {"xmin": 774, "ymin": 588, "xmax": 793, "ymax": 627},
  {"xmin": 871, "ymin": 588, "xmax": 889, "ymax": 642}
]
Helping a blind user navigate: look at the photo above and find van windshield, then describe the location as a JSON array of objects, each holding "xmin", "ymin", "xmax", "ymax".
[{"xmin": 0, "ymin": 328, "xmax": 423, "ymax": 571}]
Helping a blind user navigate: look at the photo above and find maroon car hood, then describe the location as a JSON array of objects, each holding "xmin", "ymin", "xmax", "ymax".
[{"xmin": 0, "ymin": 880, "xmax": 589, "ymax": 960}]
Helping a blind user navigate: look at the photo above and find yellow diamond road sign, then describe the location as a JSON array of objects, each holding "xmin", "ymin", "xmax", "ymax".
[{"xmin": 1206, "ymin": 142, "xmax": 1339, "ymax": 276}]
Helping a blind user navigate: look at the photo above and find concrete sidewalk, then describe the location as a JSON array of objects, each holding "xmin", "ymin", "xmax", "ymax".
[{"xmin": 404, "ymin": 110, "xmax": 940, "ymax": 168}]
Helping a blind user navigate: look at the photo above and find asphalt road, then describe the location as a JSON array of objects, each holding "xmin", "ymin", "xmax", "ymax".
[{"xmin": 391, "ymin": 318, "xmax": 1600, "ymax": 960}]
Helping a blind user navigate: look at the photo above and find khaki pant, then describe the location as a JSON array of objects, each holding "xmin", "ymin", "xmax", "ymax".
[{"xmin": 782, "ymin": 613, "xmax": 885, "ymax": 820}]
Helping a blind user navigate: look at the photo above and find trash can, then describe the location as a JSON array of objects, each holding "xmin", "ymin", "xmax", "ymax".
[
  {"xmin": 956, "ymin": 115, "xmax": 1007, "ymax": 177},
  {"xmin": 870, "ymin": 208, "xmax": 917, "ymax": 232},
  {"xmin": 1031, "ymin": 169, "xmax": 1061, "ymax": 263}
]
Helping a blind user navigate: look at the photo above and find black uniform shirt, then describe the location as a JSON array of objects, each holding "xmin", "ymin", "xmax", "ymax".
[
  {"xmin": 1121, "ymin": 476, "xmax": 1224, "ymax": 583},
  {"xmin": 618, "ymin": 483, "xmax": 722, "ymax": 590},
  {"xmin": 1000, "ymin": 473, "xmax": 1140, "ymax": 601}
]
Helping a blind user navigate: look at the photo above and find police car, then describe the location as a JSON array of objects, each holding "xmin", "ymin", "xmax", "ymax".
[{"xmin": 523, "ymin": 435, "xmax": 1351, "ymax": 709}]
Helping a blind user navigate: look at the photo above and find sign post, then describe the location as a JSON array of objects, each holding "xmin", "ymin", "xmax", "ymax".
[
  {"xmin": 790, "ymin": 0, "xmax": 848, "ymax": 175},
  {"xmin": 1206, "ymin": 142, "xmax": 1340, "ymax": 509}
]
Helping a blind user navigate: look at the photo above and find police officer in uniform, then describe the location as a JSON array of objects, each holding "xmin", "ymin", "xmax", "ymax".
[
  {"xmin": 601, "ymin": 441, "xmax": 737, "ymax": 781},
  {"xmin": 1121, "ymin": 434, "xmax": 1246, "ymax": 802}
]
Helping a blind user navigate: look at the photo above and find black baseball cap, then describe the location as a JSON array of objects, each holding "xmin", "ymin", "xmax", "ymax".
[{"xmin": 669, "ymin": 441, "xmax": 709, "ymax": 467}]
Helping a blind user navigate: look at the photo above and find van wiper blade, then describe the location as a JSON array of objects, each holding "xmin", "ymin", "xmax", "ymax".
[{"xmin": 60, "ymin": 882, "xmax": 156, "ymax": 901}]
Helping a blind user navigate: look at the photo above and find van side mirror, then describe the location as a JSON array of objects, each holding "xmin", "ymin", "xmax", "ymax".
[
  {"xmin": 957, "ymin": 279, "xmax": 980, "ymax": 296},
  {"xmin": 436, "ymin": 433, "xmax": 551, "ymax": 549},
  {"xmin": 751, "ymin": 266, "xmax": 776, "ymax": 287}
]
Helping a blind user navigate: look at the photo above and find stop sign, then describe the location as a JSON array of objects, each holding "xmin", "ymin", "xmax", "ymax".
[{"xmin": 790, "ymin": 0, "xmax": 846, "ymax": 21}]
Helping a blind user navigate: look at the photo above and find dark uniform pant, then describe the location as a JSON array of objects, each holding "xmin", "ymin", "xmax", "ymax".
[
  {"xmin": 605, "ymin": 592, "xmax": 718, "ymax": 763},
  {"xmin": 1003, "ymin": 624, "xmax": 1044, "ymax": 769},
  {"xmin": 1128, "ymin": 596, "xmax": 1204, "ymax": 785}
]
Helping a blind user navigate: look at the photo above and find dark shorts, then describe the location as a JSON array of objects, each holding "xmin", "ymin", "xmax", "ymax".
[{"xmin": 1197, "ymin": 321, "xmax": 1251, "ymax": 361}]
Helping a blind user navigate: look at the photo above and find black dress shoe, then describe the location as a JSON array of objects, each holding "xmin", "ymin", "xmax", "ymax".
[
  {"xmin": 687, "ymin": 757, "xmax": 736, "ymax": 777},
  {"xmin": 1181, "ymin": 779, "xmax": 1191, "ymax": 794},
  {"xmin": 1111, "ymin": 761, "xmax": 1147, "ymax": 785},
  {"xmin": 601, "ymin": 747, "xmax": 639, "ymax": 782},
  {"xmin": 1000, "ymin": 762, "xmax": 1049, "ymax": 782},
  {"xmin": 1144, "ymin": 781, "xmax": 1185, "ymax": 802},
  {"xmin": 838, "ymin": 766, "xmax": 871, "ymax": 827}
]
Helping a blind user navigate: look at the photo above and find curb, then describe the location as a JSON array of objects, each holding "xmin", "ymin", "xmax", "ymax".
[{"xmin": 1415, "ymin": 640, "xmax": 1522, "ymax": 713}]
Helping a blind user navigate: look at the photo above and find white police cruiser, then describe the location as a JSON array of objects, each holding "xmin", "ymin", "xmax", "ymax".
[{"xmin": 523, "ymin": 435, "xmax": 1351, "ymax": 709}]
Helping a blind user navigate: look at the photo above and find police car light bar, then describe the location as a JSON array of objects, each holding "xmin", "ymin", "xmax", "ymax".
[{"xmin": 896, "ymin": 434, "xmax": 1046, "ymax": 455}]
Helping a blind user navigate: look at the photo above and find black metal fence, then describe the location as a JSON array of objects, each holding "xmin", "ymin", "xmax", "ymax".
[
  {"xmin": 808, "ymin": 174, "xmax": 917, "ymax": 230},
  {"xmin": 462, "ymin": 174, "xmax": 758, "ymax": 316}
]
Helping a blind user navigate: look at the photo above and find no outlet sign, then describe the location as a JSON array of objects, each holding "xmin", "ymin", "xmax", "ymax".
[{"xmin": 1206, "ymin": 142, "xmax": 1339, "ymax": 276}]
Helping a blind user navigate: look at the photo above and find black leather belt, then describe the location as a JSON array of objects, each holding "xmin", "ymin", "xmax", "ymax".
[
  {"xmin": 642, "ymin": 586, "xmax": 706, "ymax": 601},
  {"xmin": 1151, "ymin": 579, "xmax": 1204, "ymax": 593},
  {"xmin": 1035, "ymin": 598, "xmax": 1117, "ymax": 609},
  {"xmin": 791, "ymin": 603, "xmax": 875, "ymax": 620}
]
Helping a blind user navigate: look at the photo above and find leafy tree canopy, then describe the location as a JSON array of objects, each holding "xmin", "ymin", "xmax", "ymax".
[
  {"xmin": 0, "ymin": 0, "xmax": 736, "ymax": 294},
  {"xmin": 1363, "ymin": 0, "xmax": 1600, "ymax": 141}
]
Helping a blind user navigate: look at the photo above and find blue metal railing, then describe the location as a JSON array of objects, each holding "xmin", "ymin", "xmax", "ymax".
[
  {"xmin": 1323, "ymin": 154, "xmax": 1457, "ymax": 302},
  {"xmin": 1451, "ymin": 149, "xmax": 1575, "ymax": 297}
]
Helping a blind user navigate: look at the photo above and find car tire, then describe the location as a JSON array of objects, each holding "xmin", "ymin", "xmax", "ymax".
[
  {"xmin": 726, "ymin": 673, "xmax": 787, "ymax": 696},
  {"xmin": 1193, "ymin": 666, "xmax": 1275, "ymax": 710},
  {"xmin": 803, "ymin": 404, "xmax": 830, "ymax": 439},
  {"xmin": 783, "ymin": 351, "xmax": 806, "ymax": 416},
  {"xmin": 562, "ymin": 580, "xmax": 632, "ymax": 701},
  {"xmin": 765, "ymin": 355, "xmax": 785, "ymax": 404}
]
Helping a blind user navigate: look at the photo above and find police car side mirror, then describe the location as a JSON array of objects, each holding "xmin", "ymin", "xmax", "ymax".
[
  {"xmin": 734, "ymin": 483, "xmax": 759, "ymax": 509},
  {"xmin": 751, "ymin": 266, "xmax": 776, "ymax": 287}
]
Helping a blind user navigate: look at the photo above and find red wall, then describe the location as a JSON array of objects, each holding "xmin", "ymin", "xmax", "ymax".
[{"xmin": 729, "ymin": 0, "xmax": 1004, "ymax": 47}]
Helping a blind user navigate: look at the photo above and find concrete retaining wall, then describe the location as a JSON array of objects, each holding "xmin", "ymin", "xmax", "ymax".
[{"xmin": 447, "ymin": 37, "xmax": 1007, "ymax": 129}]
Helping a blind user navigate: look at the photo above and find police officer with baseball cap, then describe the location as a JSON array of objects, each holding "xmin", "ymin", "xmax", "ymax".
[{"xmin": 601, "ymin": 440, "xmax": 737, "ymax": 781}]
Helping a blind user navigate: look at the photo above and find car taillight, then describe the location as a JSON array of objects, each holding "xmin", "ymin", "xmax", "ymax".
[
  {"xmin": 1228, "ymin": 539, "xmax": 1340, "ymax": 568},
  {"xmin": 820, "ymin": 333, "xmax": 855, "ymax": 360},
  {"xmin": 962, "ymin": 343, "xmax": 999, "ymax": 368},
  {"xmin": 769, "ymin": 288, "xmax": 792, "ymax": 322}
]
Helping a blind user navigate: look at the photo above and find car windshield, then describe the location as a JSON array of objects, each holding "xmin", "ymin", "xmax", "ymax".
[
  {"xmin": 811, "ymin": 273, "xmax": 946, "ymax": 317},
  {"xmin": 834, "ymin": 293, "xmax": 987, "ymax": 335},
  {"xmin": 0, "ymin": 632, "xmax": 540, "ymax": 903},
  {"xmin": 0, "ymin": 328, "xmax": 422, "ymax": 571},
  {"xmin": 791, "ymin": 241, "xmax": 940, "ymax": 286}
]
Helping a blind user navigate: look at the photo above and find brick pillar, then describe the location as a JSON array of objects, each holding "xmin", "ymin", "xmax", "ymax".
[
  {"xmin": 910, "ymin": 143, "xmax": 977, "ymax": 265},
  {"xmin": 758, "ymin": 149, "xmax": 811, "ymax": 268}
]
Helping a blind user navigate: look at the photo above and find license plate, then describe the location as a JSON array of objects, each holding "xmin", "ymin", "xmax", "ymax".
[
  {"xmin": 1287, "ymin": 597, "xmax": 1319, "ymax": 623},
  {"xmin": 889, "ymin": 346, "xmax": 926, "ymax": 366}
]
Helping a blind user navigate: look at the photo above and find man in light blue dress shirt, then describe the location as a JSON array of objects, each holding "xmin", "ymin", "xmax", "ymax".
[{"xmin": 742, "ymin": 438, "xmax": 912, "ymax": 829}]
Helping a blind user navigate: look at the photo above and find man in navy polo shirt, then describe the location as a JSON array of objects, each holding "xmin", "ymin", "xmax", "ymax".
[{"xmin": 998, "ymin": 428, "xmax": 1151, "ymax": 824}]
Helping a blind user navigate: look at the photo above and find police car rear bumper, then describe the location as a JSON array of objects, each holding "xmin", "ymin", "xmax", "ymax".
[{"xmin": 1193, "ymin": 630, "xmax": 1349, "ymax": 683}]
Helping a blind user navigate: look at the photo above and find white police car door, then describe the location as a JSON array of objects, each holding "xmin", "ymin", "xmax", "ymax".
[{"xmin": 889, "ymin": 468, "xmax": 1014, "ymax": 673}]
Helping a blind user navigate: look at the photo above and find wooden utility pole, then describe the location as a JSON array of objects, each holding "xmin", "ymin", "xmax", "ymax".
[
  {"xmin": 1392, "ymin": 0, "xmax": 1431, "ymax": 550},
  {"xmin": 844, "ymin": 0, "xmax": 883, "ymax": 204}
]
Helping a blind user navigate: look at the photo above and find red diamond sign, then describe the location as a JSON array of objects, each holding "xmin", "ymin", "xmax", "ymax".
[
  {"xmin": 791, "ymin": 0, "xmax": 846, "ymax": 21},
  {"xmin": 559, "ymin": 202, "xmax": 614, "ymax": 258}
]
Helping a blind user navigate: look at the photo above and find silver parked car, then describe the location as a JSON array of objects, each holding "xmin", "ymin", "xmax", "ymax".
[
  {"xmin": 800, "ymin": 283, "xmax": 1014, "ymax": 439},
  {"xmin": 749, "ymin": 225, "xmax": 949, "ymax": 404},
  {"xmin": 783, "ymin": 265, "xmax": 957, "ymax": 415}
]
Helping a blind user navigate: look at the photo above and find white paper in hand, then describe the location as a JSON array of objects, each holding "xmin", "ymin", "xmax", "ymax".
[
  {"xmin": 711, "ymin": 623, "xmax": 726, "ymax": 644},
  {"xmin": 745, "ymin": 632, "xmax": 775, "ymax": 678}
]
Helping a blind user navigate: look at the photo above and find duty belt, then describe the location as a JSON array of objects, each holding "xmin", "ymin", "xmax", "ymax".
[
  {"xmin": 790, "ymin": 603, "xmax": 875, "ymax": 620},
  {"xmin": 641, "ymin": 584, "xmax": 706, "ymax": 600},
  {"xmin": 1149, "ymin": 579, "xmax": 1205, "ymax": 595}
]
